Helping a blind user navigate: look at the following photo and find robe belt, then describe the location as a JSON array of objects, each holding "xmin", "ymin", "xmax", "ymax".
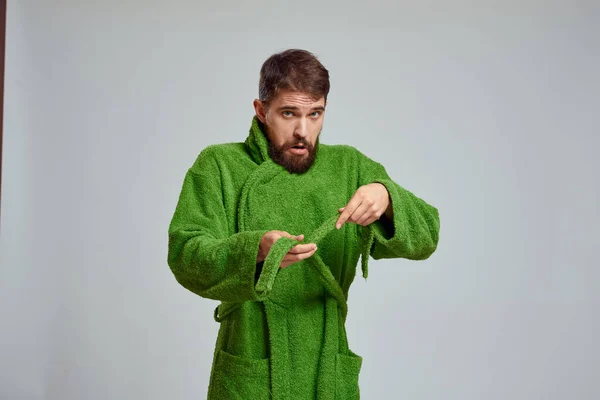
[{"xmin": 214, "ymin": 214, "xmax": 374, "ymax": 323}]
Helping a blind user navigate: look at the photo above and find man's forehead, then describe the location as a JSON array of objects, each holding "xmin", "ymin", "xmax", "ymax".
[{"xmin": 272, "ymin": 90, "xmax": 325, "ymax": 108}]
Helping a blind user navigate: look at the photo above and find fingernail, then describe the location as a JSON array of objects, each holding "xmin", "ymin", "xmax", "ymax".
[{"xmin": 336, "ymin": 224, "xmax": 341, "ymax": 229}]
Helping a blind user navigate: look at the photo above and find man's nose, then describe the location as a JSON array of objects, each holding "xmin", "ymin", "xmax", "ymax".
[{"xmin": 294, "ymin": 118, "xmax": 309, "ymax": 138}]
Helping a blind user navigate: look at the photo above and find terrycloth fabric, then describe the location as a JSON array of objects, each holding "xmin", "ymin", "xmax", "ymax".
[{"xmin": 167, "ymin": 116, "xmax": 440, "ymax": 399}]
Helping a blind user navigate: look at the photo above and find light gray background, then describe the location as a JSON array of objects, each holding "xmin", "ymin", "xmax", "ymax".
[{"xmin": 1, "ymin": 1, "xmax": 598, "ymax": 399}]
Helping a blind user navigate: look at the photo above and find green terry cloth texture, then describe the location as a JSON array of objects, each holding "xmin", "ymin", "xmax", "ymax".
[{"xmin": 167, "ymin": 116, "xmax": 441, "ymax": 399}]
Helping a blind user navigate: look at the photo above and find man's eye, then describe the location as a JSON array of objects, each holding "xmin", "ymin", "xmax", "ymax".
[
  {"xmin": 282, "ymin": 111, "xmax": 293, "ymax": 117},
  {"xmin": 310, "ymin": 111, "xmax": 321, "ymax": 118}
]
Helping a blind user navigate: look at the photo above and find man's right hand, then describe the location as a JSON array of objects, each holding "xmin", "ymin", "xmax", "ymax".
[{"xmin": 256, "ymin": 231, "xmax": 317, "ymax": 268}]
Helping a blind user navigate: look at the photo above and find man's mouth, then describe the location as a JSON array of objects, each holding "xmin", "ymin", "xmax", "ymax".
[{"xmin": 289, "ymin": 144, "xmax": 308, "ymax": 155}]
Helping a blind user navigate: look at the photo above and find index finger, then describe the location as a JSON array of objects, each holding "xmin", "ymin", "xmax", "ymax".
[
  {"xmin": 336, "ymin": 195, "xmax": 361, "ymax": 229},
  {"xmin": 288, "ymin": 243, "xmax": 317, "ymax": 254},
  {"xmin": 278, "ymin": 232, "xmax": 304, "ymax": 241}
]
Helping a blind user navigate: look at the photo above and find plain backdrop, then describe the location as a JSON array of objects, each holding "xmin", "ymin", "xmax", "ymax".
[{"xmin": 1, "ymin": 1, "xmax": 598, "ymax": 399}]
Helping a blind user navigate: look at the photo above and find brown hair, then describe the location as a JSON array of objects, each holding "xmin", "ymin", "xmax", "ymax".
[{"xmin": 258, "ymin": 49, "xmax": 330, "ymax": 108}]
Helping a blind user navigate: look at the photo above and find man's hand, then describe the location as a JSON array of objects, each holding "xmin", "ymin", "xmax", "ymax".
[
  {"xmin": 336, "ymin": 183, "xmax": 392, "ymax": 229},
  {"xmin": 257, "ymin": 231, "xmax": 317, "ymax": 268}
]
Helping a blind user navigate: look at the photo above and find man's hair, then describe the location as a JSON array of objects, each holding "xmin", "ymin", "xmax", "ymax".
[{"xmin": 258, "ymin": 49, "xmax": 330, "ymax": 108}]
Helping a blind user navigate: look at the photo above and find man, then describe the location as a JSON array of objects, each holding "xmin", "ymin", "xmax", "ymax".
[{"xmin": 167, "ymin": 49, "xmax": 440, "ymax": 400}]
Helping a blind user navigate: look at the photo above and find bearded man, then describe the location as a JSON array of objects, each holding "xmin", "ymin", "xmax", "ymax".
[{"xmin": 167, "ymin": 48, "xmax": 440, "ymax": 399}]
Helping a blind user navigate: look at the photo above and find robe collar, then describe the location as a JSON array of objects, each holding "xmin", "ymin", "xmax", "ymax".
[
  {"xmin": 245, "ymin": 116, "xmax": 271, "ymax": 164},
  {"xmin": 243, "ymin": 115, "xmax": 371, "ymax": 279}
]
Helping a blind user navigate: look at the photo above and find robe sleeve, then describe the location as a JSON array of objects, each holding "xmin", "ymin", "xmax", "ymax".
[
  {"xmin": 167, "ymin": 147, "xmax": 275, "ymax": 303},
  {"xmin": 356, "ymin": 149, "xmax": 440, "ymax": 262}
]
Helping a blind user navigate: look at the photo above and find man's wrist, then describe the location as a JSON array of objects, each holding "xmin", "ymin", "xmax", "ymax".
[
  {"xmin": 384, "ymin": 201, "xmax": 393, "ymax": 219},
  {"xmin": 381, "ymin": 184, "xmax": 393, "ymax": 219},
  {"xmin": 255, "ymin": 260, "xmax": 265, "ymax": 283}
]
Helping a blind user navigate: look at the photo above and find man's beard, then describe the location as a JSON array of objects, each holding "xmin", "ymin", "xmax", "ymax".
[{"xmin": 263, "ymin": 124, "xmax": 320, "ymax": 174}]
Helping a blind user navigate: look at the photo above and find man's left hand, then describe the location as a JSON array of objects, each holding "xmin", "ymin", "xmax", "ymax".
[{"xmin": 336, "ymin": 183, "xmax": 392, "ymax": 229}]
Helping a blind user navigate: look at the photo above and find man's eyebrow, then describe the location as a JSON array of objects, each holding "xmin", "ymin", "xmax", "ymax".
[{"xmin": 276, "ymin": 105, "xmax": 326, "ymax": 111}]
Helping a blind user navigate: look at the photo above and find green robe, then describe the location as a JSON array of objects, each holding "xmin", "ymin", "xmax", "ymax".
[{"xmin": 167, "ymin": 116, "xmax": 440, "ymax": 399}]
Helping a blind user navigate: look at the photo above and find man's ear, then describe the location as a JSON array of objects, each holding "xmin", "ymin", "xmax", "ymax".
[{"xmin": 253, "ymin": 99, "xmax": 267, "ymax": 123}]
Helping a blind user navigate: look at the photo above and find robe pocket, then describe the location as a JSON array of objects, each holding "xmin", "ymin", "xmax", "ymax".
[
  {"xmin": 210, "ymin": 349, "xmax": 271, "ymax": 400},
  {"xmin": 335, "ymin": 352, "xmax": 363, "ymax": 399}
]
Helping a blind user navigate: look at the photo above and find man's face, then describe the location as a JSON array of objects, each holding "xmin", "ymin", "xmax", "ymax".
[{"xmin": 254, "ymin": 89, "xmax": 326, "ymax": 174}]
